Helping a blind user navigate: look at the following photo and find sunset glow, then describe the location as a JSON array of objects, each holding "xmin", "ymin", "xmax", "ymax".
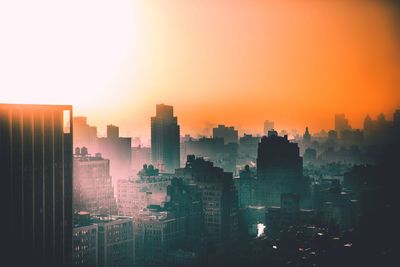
[{"xmin": 1, "ymin": 0, "xmax": 399, "ymax": 137}]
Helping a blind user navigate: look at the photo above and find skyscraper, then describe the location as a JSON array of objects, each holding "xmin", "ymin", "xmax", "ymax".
[
  {"xmin": 184, "ymin": 156, "xmax": 239, "ymax": 251},
  {"xmin": 334, "ymin": 113, "xmax": 351, "ymax": 134},
  {"xmin": 303, "ymin": 127, "xmax": 311, "ymax": 145},
  {"xmin": 73, "ymin": 116, "xmax": 97, "ymax": 152},
  {"xmin": 0, "ymin": 103, "xmax": 73, "ymax": 267},
  {"xmin": 97, "ymin": 124, "xmax": 131, "ymax": 187},
  {"xmin": 257, "ymin": 131, "xmax": 303, "ymax": 179},
  {"xmin": 256, "ymin": 131, "xmax": 306, "ymax": 207},
  {"xmin": 151, "ymin": 104, "xmax": 180, "ymax": 172}
]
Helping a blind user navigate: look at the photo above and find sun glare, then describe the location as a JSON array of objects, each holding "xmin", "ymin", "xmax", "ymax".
[{"xmin": 0, "ymin": 0, "xmax": 139, "ymax": 109}]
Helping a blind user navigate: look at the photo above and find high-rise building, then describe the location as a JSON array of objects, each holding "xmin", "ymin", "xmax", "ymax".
[
  {"xmin": 212, "ymin": 124, "xmax": 238, "ymax": 144},
  {"xmin": 97, "ymin": 124, "xmax": 131, "ymax": 187},
  {"xmin": 303, "ymin": 127, "xmax": 311, "ymax": 145},
  {"xmin": 0, "ymin": 103, "xmax": 73, "ymax": 267},
  {"xmin": 334, "ymin": 113, "xmax": 351, "ymax": 135},
  {"xmin": 151, "ymin": 104, "xmax": 180, "ymax": 172},
  {"xmin": 73, "ymin": 116, "xmax": 98, "ymax": 151},
  {"xmin": 256, "ymin": 131, "xmax": 306, "ymax": 207},
  {"xmin": 257, "ymin": 131, "xmax": 303, "ymax": 179},
  {"xmin": 184, "ymin": 156, "xmax": 239, "ymax": 251},
  {"xmin": 165, "ymin": 178, "xmax": 204, "ymax": 246},
  {"xmin": 264, "ymin": 120, "xmax": 274, "ymax": 135},
  {"xmin": 73, "ymin": 148, "xmax": 117, "ymax": 215}
]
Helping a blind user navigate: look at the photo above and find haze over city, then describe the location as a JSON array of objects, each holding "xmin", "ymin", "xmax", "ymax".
[
  {"xmin": 1, "ymin": 0, "xmax": 400, "ymax": 138},
  {"xmin": 2, "ymin": 1, "xmax": 400, "ymax": 267}
]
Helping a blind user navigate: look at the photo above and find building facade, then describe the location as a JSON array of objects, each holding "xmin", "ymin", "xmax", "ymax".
[
  {"xmin": 256, "ymin": 130, "xmax": 307, "ymax": 207},
  {"xmin": 0, "ymin": 103, "xmax": 73, "ymax": 267},
  {"xmin": 73, "ymin": 148, "xmax": 117, "ymax": 215},
  {"xmin": 135, "ymin": 210, "xmax": 185, "ymax": 267}
]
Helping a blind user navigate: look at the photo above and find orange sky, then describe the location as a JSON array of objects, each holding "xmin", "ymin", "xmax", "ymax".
[{"xmin": 1, "ymin": 1, "xmax": 399, "ymax": 139}]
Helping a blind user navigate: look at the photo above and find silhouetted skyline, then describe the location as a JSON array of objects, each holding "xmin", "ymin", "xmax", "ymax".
[{"xmin": 1, "ymin": 1, "xmax": 400, "ymax": 137}]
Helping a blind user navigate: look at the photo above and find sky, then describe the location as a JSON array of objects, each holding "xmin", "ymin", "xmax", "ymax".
[{"xmin": 1, "ymin": 0, "xmax": 399, "ymax": 139}]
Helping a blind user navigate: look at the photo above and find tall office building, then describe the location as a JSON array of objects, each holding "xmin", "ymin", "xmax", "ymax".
[
  {"xmin": 73, "ymin": 116, "xmax": 98, "ymax": 152},
  {"xmin": 166, "ymin": 178, "xmax": 204, "ymax": 246},
  {"xmin": 303, "ymin": 127, "xmax": 311, "ymax": 145},
  {"xmin": 151, "ymin": 104, "xmax": 180, "ymax": 172},
  {"xmin": 0, "ymin": 103, "xmax": 73, "ymax": 267},
  {"xmin": 97, "ymin": 124, "xmax": 131, "ymax": 187},
  {"xmin": 184, "ymin": 156, "xmax": 239, "ymax": 251},
  {"xmin": 334, "ymin": 113, "xmax": 351, "ymax": 134},
  {"xmin": 257, "ymin": 131, "xmax": 303, "ymax": 179},
  {"xmin": 256, "ymin": 131, "xmax": 306, "ymax": 207}
]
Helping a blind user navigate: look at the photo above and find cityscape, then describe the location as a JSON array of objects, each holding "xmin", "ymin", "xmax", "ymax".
[{"xmin": 1, "ymin": 1, "xmax": 400, "ymax": 267}]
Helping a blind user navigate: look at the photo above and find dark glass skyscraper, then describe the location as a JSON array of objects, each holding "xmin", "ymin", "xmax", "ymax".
[
  {"xmin": 151, "ymin": 104, "xmax": 180, "ymax": 172},
  {"xmin": 0, "ymin": 104, "xmax": 73, "ymax": 267}
]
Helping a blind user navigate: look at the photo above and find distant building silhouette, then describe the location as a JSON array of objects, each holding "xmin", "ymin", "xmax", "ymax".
[
  {"xmin": 334, "ymin": 113, "xmax": 351, "ymax": 137},
  {"xmin": 212, "ymin": 124, "xmax": 238, "ymax": 144},
  {"xmin": 0, "ymin": 103, "xmax": 73, "ymax": 267},
  {"xmin": 394, "ymin": 109, "xmax": 400, "ymax": 130},
  {"xmin": 256, "ymin": 131, "xmax": 307, "ymax": 206},
  {"xmin": 73, "ymin": 116, "xmax": 97, "ymax": 151},
  {"xmin": 257, "ymin": 131, "xmax": 303, "ymax": 179},
  {"xmin": 263, "ymin": 120, "xmax": 274, "ymax": 135},
  {"xmin": 97, "ymin": 124, "xmax": 131, "ymax": 186},
  {"xmin": 151, "ymin": 104, "xmax": 180, "ymax": 172},
  {"xmin": 182, "ymin": 136, "xmax": 237, "ymax": 173},
  {"xmin": 303, "ymin": 127, "xmax": 311, "ymax": 145}
]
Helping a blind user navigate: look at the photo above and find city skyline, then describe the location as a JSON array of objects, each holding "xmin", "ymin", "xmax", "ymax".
[
  {"xmin": 67, "ymin": 107, "xmax": 400, "ymax": 144},
  {"xmin": 1, "ymin": 2, "xmax": 399, "ymax": 266},
  {"xmin": 1, "ymin": 1, "xmax": 400, "ymax": 137}
]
